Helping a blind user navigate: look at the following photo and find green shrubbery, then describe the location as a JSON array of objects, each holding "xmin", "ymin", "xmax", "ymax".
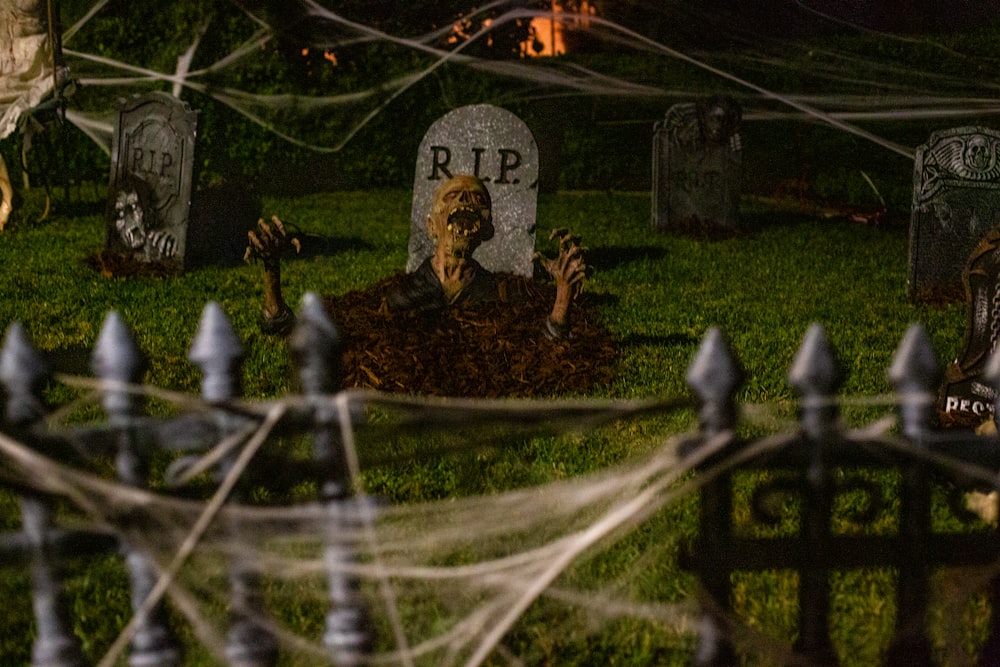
[{"xmin": 6, "ymin": 2, "xmax": 992, "ymax": 209}]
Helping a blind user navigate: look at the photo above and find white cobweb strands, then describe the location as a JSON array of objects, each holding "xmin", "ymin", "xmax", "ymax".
[
  {"xmin": 41, "ymin": 0, "xmax": 1000, "ymax": 161},
  {"xmin": 3, "ymin": 371, "xmax": 1000, "ymax": 664},
  {"xmin": 0, "ymin": 376, "xmax": 730, "ymax": 665}
]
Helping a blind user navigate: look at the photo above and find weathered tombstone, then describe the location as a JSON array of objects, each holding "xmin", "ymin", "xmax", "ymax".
[
  {"xmin": 652, "ymin": 95, "xmax": 742, "ymax": 233},
  {"xmin": 105, "ymin": 92, "xmax": 198, "ymax": 271},
  {"xmin": 407, "ymin": 103, "xmax": 538, "ymax": 277},
  {"xmin": 909, "ymin": 126, "xmax": 1000, "ymax": 301},
  {"xmin": 939, "ymin": 225, "xmax": 1000, "ymax": 426}
]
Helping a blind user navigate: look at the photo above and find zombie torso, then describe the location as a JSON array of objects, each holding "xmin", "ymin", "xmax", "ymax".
[{"xmin": 386, "ymin": 257, "xmax": 498, "ymax": 313}]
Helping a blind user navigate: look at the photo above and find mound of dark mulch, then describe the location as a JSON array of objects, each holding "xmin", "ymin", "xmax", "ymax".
[
  {"xmin": 323, "ymin": 273, "xmax": 618, "ymax": 398},
  {"xmin": 83, "ymin": 251, "xmax": 176, "ymax": 278}
]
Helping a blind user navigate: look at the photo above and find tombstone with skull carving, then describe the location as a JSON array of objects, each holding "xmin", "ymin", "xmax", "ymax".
[{"xmin": 909, "ymin": 126, "xmax": 1000, "ymax": 301}]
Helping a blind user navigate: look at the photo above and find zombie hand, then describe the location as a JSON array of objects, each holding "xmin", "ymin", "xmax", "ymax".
[
  {"xmin": 535, "ymin": 228, "xmax": 587, "ymax": 339},
  {"xmin": 244, "ymin": 216, "xmax": 301, "ymax": 270},
  {"xmin": 244, "ymin": 216, "xmax": 301, "ymax": 336}
]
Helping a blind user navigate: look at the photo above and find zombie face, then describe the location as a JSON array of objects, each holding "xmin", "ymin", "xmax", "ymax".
[
  {"xmin": 427, "ymin": 175, "xmax": 494, "ymax": 261},
  {"xmin": 697, "ymin": 96, "xmax": 741, "ymax": 146},
  {"xmin": 115, "ymin": 189, "xmax": 146, "ymax": 249}
]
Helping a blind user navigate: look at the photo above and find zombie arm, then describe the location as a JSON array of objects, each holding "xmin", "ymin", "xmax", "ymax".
[
  {"xmin": 536, "ymin": 228, "xmax": 587, "ymax": 340},
  {"xmin": 244, "ymin": 215, "xmax": 301, "ymax": 335}
]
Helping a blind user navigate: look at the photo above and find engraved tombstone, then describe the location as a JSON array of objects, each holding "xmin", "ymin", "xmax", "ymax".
[
  {"xmin": 407, "ymin": 103, "xmax": 538, "ymax": 277},
  {"xmin": 939, "ymin": 226, "xmax": 1000, "ymax": 426},
  {"xmin": 909, "ymin": 126, "xmax": 1000, "ymax": 300},
  {"xmin": 105, "ymin": 92, "xmax": 198, "ymax": 271},
  {"xmin": 652, "ymin": 95, "xmax": 742, "ymax": 232}
]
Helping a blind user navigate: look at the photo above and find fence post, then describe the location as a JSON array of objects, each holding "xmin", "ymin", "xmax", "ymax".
[
  {"xmin": 289, "ymin": 293, "xmax": 374, "ymax": 665},
  {"xmin": 92, "ymin": 311, "xmax": 181, "ymax": 667},
  {"xmin": 885, "ymin": 324, "xmax": 939, "ymax": 665},
  {"xmin": 188, "ymin": 302, "xmax": 278, "ymax": 667},
  {"xmin": 686, "ymin": 327, "xmax": 743, "ymax": 667},
  {"xmin": 0, "ymin": 323, "xmax": 85, "ymax": 667},
  {"xmin": 787, "ymin": 324, "xmax": 841, "ymax": 667}
]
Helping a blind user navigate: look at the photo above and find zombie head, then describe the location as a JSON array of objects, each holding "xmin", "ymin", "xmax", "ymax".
[
  {"xmin": 115, "ymin": 189, "xmax": 146, "ymax": 249},
  {"xmin": 697, "ymin": 95, "xmax": 741, "ymax": 146},
  {"xmin": 426, "ymin": 175, "xmax": 495, "ymax": 262}
]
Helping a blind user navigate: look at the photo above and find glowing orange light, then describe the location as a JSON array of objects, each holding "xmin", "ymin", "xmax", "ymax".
[
  {"xmin": 301, "ymin": 47, "xmax": 309, "ymax": 56},
  {"xmin": 323, "ymin": 51, "xmax": 337, "ymax": 66},
  {"xmin": 525, "ymin": 2, "xmax": 594, "ymax": 57}
]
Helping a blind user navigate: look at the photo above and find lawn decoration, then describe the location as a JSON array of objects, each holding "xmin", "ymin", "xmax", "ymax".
[
  {"xmin": 104, "ymin": 92, "xmax": 198, "ymax": 272},
  {"xmin": 909, "ymin": 126, "xmax": 1000, "ymax": 302},
  {"xmin": 0, "ymin": 155, "xmax": 10, "ymax": 230},
  {"xmin": 386, "ymin": 175, "xmax": 585, "ymax": 340},
  {"xmin": 939, "ymin": 225, "xmax": 1000, "ymax": 428},
  {"xmin": 408, "ymin": 103, "xmax": 539, "ymax": 278},
  {"xmin": 243, "ymin": 215, "xmax": 301, "ymax": 335},
  {"xmin": 248, "ymin": 176, "xmax": 614, "ymax": 398},
  {"xmin": 0, "ymin": 0, "xmax": 69, "ymax": 229},
  {"xmin": 652, "ymin": 95, "xmax": 743, "ymax": 235}
]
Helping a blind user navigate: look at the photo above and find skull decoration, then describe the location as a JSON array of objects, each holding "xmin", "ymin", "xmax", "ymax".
[
  {"xmin": 426, "ymin": 175, "xmax": 495, "ymax": 262},
  {"xmin": 964, "ymin": 135, "xmax": 993, "ymax": 173}
]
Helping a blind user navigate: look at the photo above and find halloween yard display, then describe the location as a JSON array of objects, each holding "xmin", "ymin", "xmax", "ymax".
[
  {"xmin": 243, "ymin": 215, "xmax": 301, "ymax": 335},
  {"xmin": 652, "ymin": 94, "xmax": 743, "ymax": 235},
  {"xmin": 385, "ymin": 175, "xmax": 585, "ymax": 340},
  {"xmin": 249, "ymin": 175, "xmax": 616, "ymax": 398}
]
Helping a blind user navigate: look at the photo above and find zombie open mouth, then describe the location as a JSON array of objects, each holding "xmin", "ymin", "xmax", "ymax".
[{"xmin": 446, "ymin": 207, "xmax": 482, "ymax": 237}]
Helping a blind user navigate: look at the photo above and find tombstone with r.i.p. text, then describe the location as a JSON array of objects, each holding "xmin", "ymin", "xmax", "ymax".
[
  {"xmin": 105, "ymin": 91, "xmax": 198, "ymax": 272},
  {"xmin": 408, "ymin": 104, "xmax": 538, "ymax": 277}
]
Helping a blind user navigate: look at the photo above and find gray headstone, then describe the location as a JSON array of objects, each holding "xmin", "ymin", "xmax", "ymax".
[
  {"xmin": 909, "ymin": 126, "xmax": 1000, "ymax": 300},
  {"xmin": 407, "ymin": 104, "xmax": 538, "ymax": 277},
  {"xmin": 939, "ymin": 225, "xmax": 1000, "ymax": 425},
  {"xmin": 105, "ymin": 92, "xmax": 198, "ymax": 271},
  {"xmin": 652, "ymin": 96, "xmax": 742, "ymax": 232}
]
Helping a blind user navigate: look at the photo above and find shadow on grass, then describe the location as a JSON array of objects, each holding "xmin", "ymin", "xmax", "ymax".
[
  {"xmin": 585, "ymin": 245, "xmax": 669, "ymax": 272},
  {"xmin": 288, "ymin": 232, "xmax": 374, "ymax": 260}
]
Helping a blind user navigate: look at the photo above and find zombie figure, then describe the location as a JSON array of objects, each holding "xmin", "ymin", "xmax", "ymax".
[
  {"xmin": 113, "ymin": 186, "xmax": 177, "ymax": 261},
  {"xmin": 386, "ymin": 174, "xmax": 586, "ymax": 339}
]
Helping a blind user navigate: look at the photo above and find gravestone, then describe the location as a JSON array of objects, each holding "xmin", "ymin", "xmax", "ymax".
[
  {"xmin": 652, "ymin": 95, "xmax": 742, "ymax": 233},
  {"xmin": 407, "ymin": 104, "xmax": 538, "ymax": 277},
  {"xmin": 105, "ymin": 92, "xmax": 198, "ymax": 271},
  {"xmin": 909, "ymin": 126, "xmax": 1000, "ymax": 301},
  {"xmin": 939, "ymin": 225, "xmax": 1000, "ymax": 426}
]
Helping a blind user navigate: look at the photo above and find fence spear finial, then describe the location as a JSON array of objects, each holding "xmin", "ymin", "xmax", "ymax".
[
  {"xmin": 686, "ymin": 326, "xmax": 743, "ymax": 435},
  {"xmin": 188, "ymin": 302, "xmax": 244, "ymax": 403},
  {"xmin": 889, "ymin": 323, "xmax": 941, "ymax": 439},
  {"xmin": 290, "ymin": 292, "xmax": 341, "ymax": 395}
]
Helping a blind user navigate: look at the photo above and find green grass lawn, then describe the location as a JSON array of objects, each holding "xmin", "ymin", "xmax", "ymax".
[{"xmin": 0, "ymin": 185, "xmax": 982, "ymax": 665}]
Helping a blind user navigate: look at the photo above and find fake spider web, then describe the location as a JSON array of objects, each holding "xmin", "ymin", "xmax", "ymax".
[
  {"xmin": 3, "ymin": 2, "xmax": 1000, "ymax": 664},
  {"xmin": 1, "ymin": 374, "xmax": 998, "ymax": 666},
  {"xmin": 33, "ymin": 0, "xmax": 1000, "ymax": 165}
]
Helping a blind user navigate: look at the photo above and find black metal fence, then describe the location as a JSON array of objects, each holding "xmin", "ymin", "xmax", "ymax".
[{"xmin": 2, "ymin": 298, "xmax": 1000, "ymax": 666}]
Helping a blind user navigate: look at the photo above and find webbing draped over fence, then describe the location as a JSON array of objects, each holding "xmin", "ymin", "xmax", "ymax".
[{"xmin": 2, "ymin": 296, "xmax": 1000, "ymax": 666}]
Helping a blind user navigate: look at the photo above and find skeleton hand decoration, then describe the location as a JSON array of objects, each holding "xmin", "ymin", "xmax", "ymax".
[
  {"xmin": 535, "ymin": 227, "xmax": 587, "ymax": 339},
  {"xmin": 244, "ymin": 216, "xmax": 301, "ymax": 335}
]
